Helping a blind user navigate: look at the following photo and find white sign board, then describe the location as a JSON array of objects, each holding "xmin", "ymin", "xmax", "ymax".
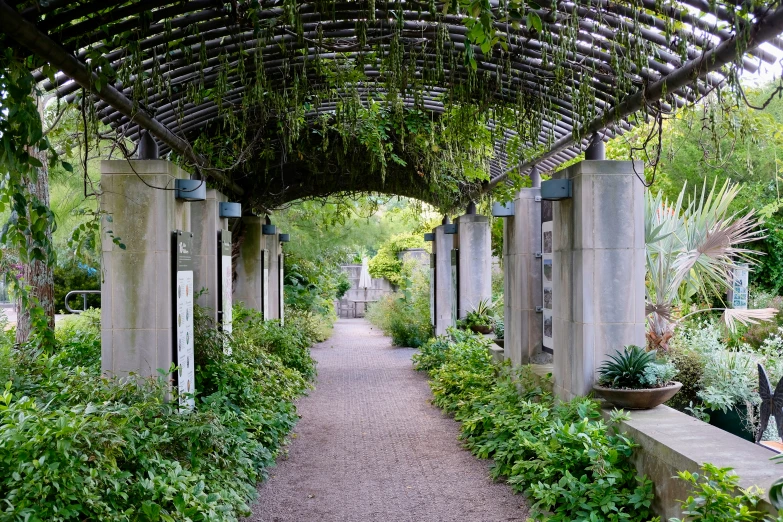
[
  {"xmin": 731, "ymin": 263, "xmax": 749, "ymax": 310},
  {"xmin": 219, "ymin": 229, "xmax": 233, "ymax": 355},
  {"xmin": 279, "ymin": 252, "xmax": 285, "ymax": 326},
  {"xmin": 430, "ymin": 253, "xmax": 436, "ymax": 327},
  {"xmin": 173, "ymin": 231, "xmax": 195, "ymax": 410},
  {"xmin": 542, "ymin": 213, "xmax": 554, "ymax": 353},
  {"xmin": 451, "ymin": 249, "xmax": 458, "ymax": 326},
  {"xmin": 263, "ymin": 249, "xmax": 270, "ymax": 320}
]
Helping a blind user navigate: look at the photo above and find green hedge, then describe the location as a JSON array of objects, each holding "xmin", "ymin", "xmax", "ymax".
[
  {"xmin": 0, "ymin": 305, "xmax": 319, "ymax": 521},
  {"xmin": 414, "ymin": 331, "xmax": 656, "ymax": 522}
]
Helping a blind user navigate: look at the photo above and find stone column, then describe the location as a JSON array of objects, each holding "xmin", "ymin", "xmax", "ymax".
[
  {"xmin": 191, "ymin": 189, "xmax": 228, "ymax": 321},
  {"xmin": 552, "ymin": 160, "xmax": 646, "ymax": 400},
  {"xmin": 454, "ymin": 214, "xmax": 492, "ymax": 318},
  {"xmin": 264, "ymin": 233, "xmax": 282, "ymax": 320},
  {"xmin": 100, "ymin": 160, "xmax": 190, "ymax": 379},
  {"xmin": 433, "ymin": 224, "xmax": 454, "ymax": 336},
  {"xmin": 234, "ymin": 216, "xmax": 267, "ymax": 314},
  {"xmin": 503, "ymin": 188, "xmax": 547, "ymax": 366}
]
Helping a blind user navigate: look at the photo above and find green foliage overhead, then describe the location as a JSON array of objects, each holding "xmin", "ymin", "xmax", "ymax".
[{"xmin": 368, "ymin": 233, "xmax": 425, "ymax": 286}]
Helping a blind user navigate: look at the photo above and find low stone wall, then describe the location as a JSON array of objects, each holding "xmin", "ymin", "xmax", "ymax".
[
  {"xmin": 503, "ymin": 361, "xmax": 779, "ymax": 517},
  {"xmin": 605, "ymin": 405, "xmax": 778, "ymax": 518}
]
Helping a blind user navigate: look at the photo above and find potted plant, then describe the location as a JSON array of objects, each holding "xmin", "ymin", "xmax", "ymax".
[
  {"xmin": 494, "ymin": 319, "xmax": 504, "ymax": 348},
  {"xmin": 593, "ymin": 345, "xmax": 682, "ymax": 410},
  {"xmin": 464, "ymin": 299, "xmax": 495, "ymax": 335},
  {"xmin": 697, "ymin": 350, "xmax": 759, "ymax": 441}
]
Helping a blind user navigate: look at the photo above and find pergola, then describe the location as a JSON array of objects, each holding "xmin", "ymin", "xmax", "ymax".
[{"xmin": 2, "ymin": 0, "xmax": 783, "ymax": 209}]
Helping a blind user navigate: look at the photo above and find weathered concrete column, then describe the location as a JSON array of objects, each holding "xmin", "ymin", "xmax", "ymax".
[
  {"xmin": 503, "ymin": 188, "xmax": 547, "ymax": 366},
  {"xmin": 432, "ymin": 224, "xmax": 454, "ymax": 336},
  {"xmin": 100, "ymin": 160, "xmax": 190, "ymax": 379},
  {"xmin": 191, "ymin": 189, "xmax": 228, "ymax": 321},
  {"xmin": 552, "ymin": 160, "xmax": 646, "ymax": 400},
  {"xmin": 263, "ymin": 232, "xmax": 282, "ymax": 321},
  {"xmin": 454, "ymin": 213, "xmax": 492, "ymax": 318},
  {"xmin": 234, "ymin": 216, "xmax": 268, "ymax": 316}
]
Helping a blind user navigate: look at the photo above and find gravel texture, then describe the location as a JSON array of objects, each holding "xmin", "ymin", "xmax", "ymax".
[{"xmin": 249, "ymin": 318, "xmax": 529, "ymax": 522}]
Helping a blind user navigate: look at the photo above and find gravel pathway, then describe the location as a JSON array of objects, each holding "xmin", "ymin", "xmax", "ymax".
[{"xmin": 249, "ymin": 318, "xmax": 529, "ymax": 522}]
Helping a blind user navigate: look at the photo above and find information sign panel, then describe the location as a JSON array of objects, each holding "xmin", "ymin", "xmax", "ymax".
[
  {"xmin": 279, "ymin": 252, "xmax": 285, "ymax": 326},
  {"xmin": 731, "ymin": 263, "xmax": 749, "ymax": 310},
  {"xmin": 430, "ymin": 253, "xmax": 436, "ymax": 327},
  {"xmin": 451, "ymin": 249, "xmax": 459, "ymax": 326},
  {"xmin": 541, "ymin": 200, "xmax": 554, "ymax": 353},
  {"xmin": 172, "ymin": 230, "xmax": 195, "ymax": 409},
  {"xmin": 263, "ymin": 249, "xmax": 270, "ymax": 320},
  {"xmin": 218, "ymin": 229, "xmax": 233, "ymax": 355}
]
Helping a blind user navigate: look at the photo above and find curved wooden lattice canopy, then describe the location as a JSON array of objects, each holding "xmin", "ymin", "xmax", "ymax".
[{"xmin": 3, "ymin": 0, "xmax": 783, "ymax": 209}]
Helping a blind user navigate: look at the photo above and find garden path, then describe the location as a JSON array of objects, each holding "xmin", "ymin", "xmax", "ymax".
[{"xmin": 249, "ymin": 318, "xmax": 528, "ymax": 522}]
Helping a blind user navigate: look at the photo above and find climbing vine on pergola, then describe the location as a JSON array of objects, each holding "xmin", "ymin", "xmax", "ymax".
[{"xmin": 2, "ymin": 0, "xmax": 783, "ymax": 210}]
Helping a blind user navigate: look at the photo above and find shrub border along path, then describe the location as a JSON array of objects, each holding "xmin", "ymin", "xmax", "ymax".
[{"xmin": 250, "ymin": 318, "xmax": 528, "ymax": 522}]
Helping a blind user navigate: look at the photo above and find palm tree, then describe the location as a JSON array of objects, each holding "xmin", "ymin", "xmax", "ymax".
[{"xmin": 645, "ymin": 180, "xmax": 776, "ymax": 351}]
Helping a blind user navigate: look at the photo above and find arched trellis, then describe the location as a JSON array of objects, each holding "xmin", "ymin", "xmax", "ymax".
[{"xmin": 2, "ymin": 0, "xmax": 783, "ymax": 209}]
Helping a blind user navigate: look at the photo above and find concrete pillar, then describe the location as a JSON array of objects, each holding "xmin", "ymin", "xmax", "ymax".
[
  {"xmin": 503, "ymin": 188, "xmax": 547, "ymax": 366},
  {"xmin": 191, "ymin": 189, "xmax": 228, "ymax": 321},
  {"xmin": 234, "ymin": 216, "xmax": 268, "ymax": 315},
  {"xmin": 432, "ymin": 224, "xmax": 454, "ymax": 336},
  {"xmin": 264, "ymin": 233, "xmax": 282, "ymax": 320},
  {"xmin": 552, "ymin": 160, "xmax": 646, "ymax": 400},
  {"xmin": 454, "ymin": 214, "xmax": 491, "ymax": 318},
  {"xmin": 99, "ymin": 160, "xmax": 190, "ymax": 379}
]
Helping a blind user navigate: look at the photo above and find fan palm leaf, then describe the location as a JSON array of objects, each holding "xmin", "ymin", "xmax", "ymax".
[{"xmin": 645, "ymin": 179, "xmax": 773, "ymax": 349}]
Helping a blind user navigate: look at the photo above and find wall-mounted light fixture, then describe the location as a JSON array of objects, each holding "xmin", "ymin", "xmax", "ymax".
[
  {"xmin": 443, "ymin": 224, "xmax": 458, "ymax": 234},
  {"xmin": 541, "ymin": 179, "xmax": 573, "ymax": 201},
  {"xmin": 219, "ymin": 202, "xmax": 242, "ymax": 218},
  {"xmin": 175, "ymin": 179, "xmax": 207, "ymax": 201},
  {"xmin": 491, "ymin": 201, "xmax": 515, "ymax": 217},
  {"xmin": 423, "ymin": 233, "xmax": 435, "ymax": 242},
  {"xmin": 279, "ymin": 233, "xmax": 290, "ymax": 243},
  {"xmin": 262, "ymin": 215, "xmax": 277, "ymax": 235}
]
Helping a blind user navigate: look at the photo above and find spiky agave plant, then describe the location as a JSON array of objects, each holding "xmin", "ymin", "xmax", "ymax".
[
  {"xmin": 597, "ymin": 345, "xmax": 657, "ymax": 389},
  {"xmin": 645, "ymin": 180, "xmax": 776, "ymax": 351}
]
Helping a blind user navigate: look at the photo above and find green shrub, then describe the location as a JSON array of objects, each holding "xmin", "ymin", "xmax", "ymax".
[
  {"xmin": 53, "ymin": 259, "xmax": 100, "ymax": 312},
  {"xmin": 670, "ymin": 464, "xmax": 766, "ymax": 522},
  {"xmin": 283, "ymin": 255, "xmax": 341, "ymax": 321},
  {"xmin": 412, "ymin": 336, "xmax": 452, "ymax": 372},
  {"xmin": 0, "ymin": 300, "xmax": 320, "ymax": 521},
  {"xmin": 368, "ymin": 233, "xmax": 425, "ymax": 286},
  {"xmin": 494, "ymin": 318, "xmax": 504, "ymax": 339},
  {"xmin": 666, "ymin": 348, "xmax": 706, "ymax": 411},
  {"xmin": 420, "ymin": 331, "xmax": 656, "ymax": 522},
  {"xmin": 232, "ymin": 303, "xmax": 317, "ymax": 380},
  {"xmin": 366, "ymin": 265, "xmax": 431, "ymax": 347},
  {"xmin": 54, "ymin": 308, "xmax": 101, "ymax": 370}
]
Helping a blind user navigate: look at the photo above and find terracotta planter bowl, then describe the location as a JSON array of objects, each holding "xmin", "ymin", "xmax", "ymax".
[
  {"xmin": 470, "ymin": 324, "xmax": 494, "ymax": 334},
  {"xmin": 592, "ymin": 382, "xmax": 682, "ymax": 410}
]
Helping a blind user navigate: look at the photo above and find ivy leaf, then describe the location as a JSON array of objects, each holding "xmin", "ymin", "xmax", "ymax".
[{"xmin": 527, "ymin": 11, "xmax": 543, "ymax": 33}]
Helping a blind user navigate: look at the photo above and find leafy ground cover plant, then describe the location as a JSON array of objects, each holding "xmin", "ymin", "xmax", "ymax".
[
  {"xmin": 670, "ymin": 464, "xmax": 768, "ymax": 522},
  {"xmin": 416, "ymin": 330, "xmax": 656, "ymax": 521},
  {"xmin": 0, "ymin": 304, "xmax": 319, "ymax": 521}
]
